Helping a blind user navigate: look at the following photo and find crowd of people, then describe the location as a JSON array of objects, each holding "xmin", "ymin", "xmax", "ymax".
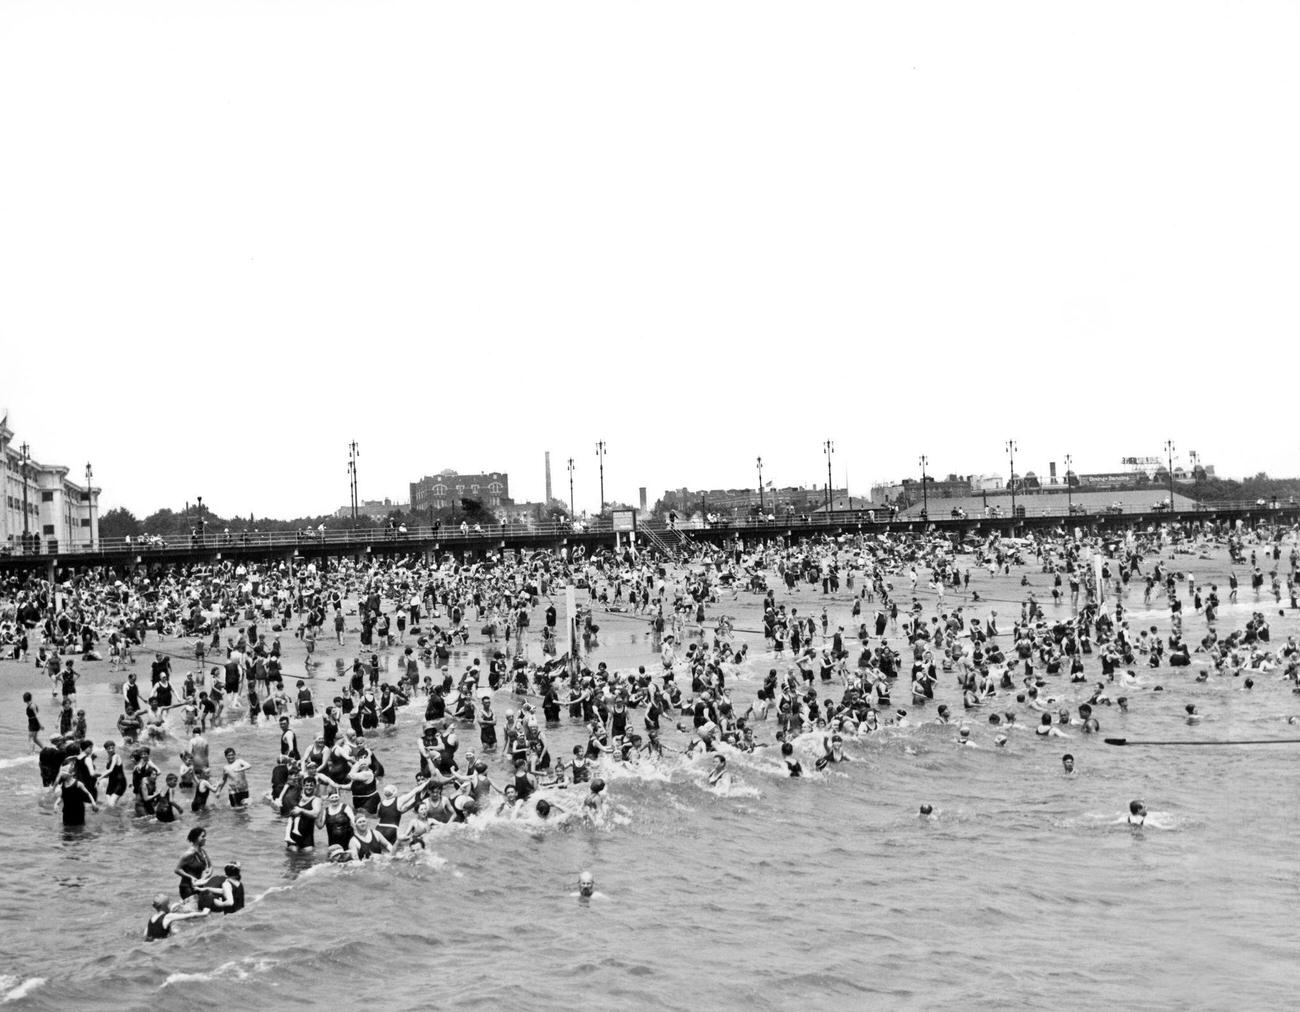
[{"xmin": 5, "ymin": 512, "xmax": 1299, "ymax": 939}]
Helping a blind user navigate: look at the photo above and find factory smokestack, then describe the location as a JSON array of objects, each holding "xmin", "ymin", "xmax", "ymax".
[{"xmin": 545, "ymin": 451, "xmax": 553, "ymax": 504}]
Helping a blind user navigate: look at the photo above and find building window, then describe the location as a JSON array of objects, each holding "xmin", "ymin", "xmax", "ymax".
[
  {"xmin": 80, "ymin": 518, "xmax": 90, "ymax": 527},
  {"xmin": 41, "ymin": 490, "xmax": 54, "ymax": 502},
  {"xmin": 42, "ymin": 524, "xmax": 55, "ymax": 535}
]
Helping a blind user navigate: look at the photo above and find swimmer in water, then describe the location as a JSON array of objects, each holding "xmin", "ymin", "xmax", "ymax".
[
  {"xmin": 582, "ymin": 778, "xmax": 607, "ymax": 815},
  {"xmin": 145, "ymin": 893, "xmax": 209, "ymax": 941},
  {"xmin": 994, "ymin": 733, "xmax": 1008, "ymax": 747},
  {"xmin": 24, "ymin": 691, "xmax": 43, "ymax": 751},
  {"xmin": 348, "ymin": 812, "xmax": 393, "ymax": 860},
  {"xmin": 707, "ymin": 755, "xmax": 728, "ymax": 786},
  {"xmin": 956, "ymin": 725, "xmax": 976, "ymax": 747},
  {"xmin": 496, "ymin": 783, "xmax": 521, "ymax": 817},
  {"xmin": 1062, "ymin": 753, "xmax": 1075, "ymax": 773},
  {"xmin": 919, "ymin": 804, "xmax": 934, "ymax": 817},
  {"xmin": 400, "ymin": 802, "xmax": 433, "ymax": 849},
  {"xmin": 326, "ymin": 843, "xmax": 353, "ymax": 863},
  {"xmin": 1185, "ymin": 704, "xmax": 1201, "ymax": 725},
  {"xmin": 817, "ymin": 734, "xmax": 852, "ymax": 769},
  {"xmin": 1127, "ymin": 799, "xmax": 1147, "ymax": 826},
  {"xmin": 1035, "ymin": 713, "xmax": 1070, "ymax": 738},
  {"xmin": 781, "ymin": 742, "xmax": 803, "ymax": 777},
  {"xmin": 216, "ymin": 747, "xmax": 252, "ymax": 807},
  {"xmin": 571, "ymin": 870, "xmax": 603, "ymax": 901}
]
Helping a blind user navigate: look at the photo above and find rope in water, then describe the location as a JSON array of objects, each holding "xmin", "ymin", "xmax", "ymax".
[{"xmin": 1104, "ymin": 737, "xmax": 1300, "ymax": 746}]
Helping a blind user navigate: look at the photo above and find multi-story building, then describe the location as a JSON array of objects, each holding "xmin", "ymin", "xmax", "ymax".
[
  {"xmin": 333, "ymin": 498, "xmax": 409, "ymax": 522},
  {"xmin": 874, "ymin": 474, "xmax": 1004, "ymax": 501},
  {"xmin": 663, "ymin": 485, "xmax": 844, "ymax": 515},
  {"xmin": 969, "ymin": 474, "xmax": 1005, "ymax": 492},
  {"xmin": 410, "ymin": 469, "xmax": 510, "ymax": 512},
  {"xmin": 0, "ymin": 416, "xmax": 100, "ymax": 553}
]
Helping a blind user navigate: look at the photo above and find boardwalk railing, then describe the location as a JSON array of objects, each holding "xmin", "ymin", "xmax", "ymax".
[{"xmin": 1, "ymin": 500, "xmax": 1292, "ymax": 559}]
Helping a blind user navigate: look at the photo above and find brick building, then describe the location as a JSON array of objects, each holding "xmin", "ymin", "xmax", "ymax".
[{"xmin": 410, "ymin": 469, "xmax": 510, "ymax": 512}]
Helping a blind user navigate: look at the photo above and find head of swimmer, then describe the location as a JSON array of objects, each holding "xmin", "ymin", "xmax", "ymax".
[{"xmin": 578, "ymin": 871, "xmax": 595, "ymax": 897}]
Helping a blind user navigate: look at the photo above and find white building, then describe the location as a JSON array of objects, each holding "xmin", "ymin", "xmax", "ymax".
[
  {"xmin": 0, "ymin": 415, "xmax": 100, "ymax": 553},
  {"xmin": 970, "ymin": 474, "xmax": 1004, "ymax": 492}
]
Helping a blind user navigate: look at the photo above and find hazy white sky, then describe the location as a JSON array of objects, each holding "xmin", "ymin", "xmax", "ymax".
[{"xmin": 3, "ymin": 1, "xmax": 1296, "ymax": 518}]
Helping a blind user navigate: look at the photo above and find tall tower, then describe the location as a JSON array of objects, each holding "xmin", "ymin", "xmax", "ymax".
[{"xmin": 545, "ymin": 451, "xmax": 553, "ymax": 504}]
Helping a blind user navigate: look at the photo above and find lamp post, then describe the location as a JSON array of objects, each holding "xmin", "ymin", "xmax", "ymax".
[
  {"xmin": 757, "ymin": 456, "xmax": 764, "ymax": 513},
  {"xmin": 1164, "ymin": 439, "xmax": 1175, "ymax": 516},
  {"xmin": 823, "ymin": 439, "xmax": 834, "ymax": 512},
  {"xmin": 595, "ymin": 441, "xmax": 607, "ymax": 515},
  {"xmin": 19, "ymin": 442, "xmax": 30, "ymax": 544},
  {"xmin": 567, "ymin": 457, "xmax": 575, "ymax": 519},
  {"xmin": 1006, "ymin": 440, "xmax": 1017, "ymax": 520},
  {"xmin": 196, "ymin": 495, "xmax": 204, "ymax": 546},
  {"xmin": 348, "ymin": 441, "xmax": 359, "ymax": 528},
  {"xmin": 919, "ymin": 454, "xmax": 928, "ymax": 520},
  {"xmin": 85, "ymin": 462, "xmax": 94, "ymax": 549},
  {"xmin": 1064, "ymin": 453, "xmax": 1072, "ymax": 517}
]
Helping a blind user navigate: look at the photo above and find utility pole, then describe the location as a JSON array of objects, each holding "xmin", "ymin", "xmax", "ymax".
[
  {"xmin": 348, "ymin": 441, "xmax": 359, "ymax": 528},
  {"xmin": 823, "ymin": 439, "xmax": 834, "ymax": 513},
  {"xmin": 595, "ymin": 441, "xmax": 607, "ymax": 514},
  {"xmin": 1064, "ymin": 453, "xmax": 1072, "ymax": 517},
  {"xmin": 1164, "ymin": 439, "xmax": 1175, "ymax": 516},
  {"xmin": 1006, "ymin": 440, "xmax": 1017, "ymax": 520},
  {"xmin": 19, "ymin": 442, "xmax": 30, "ymax": 546},
  {"xmin": 757, "ymin": 456, "xmax": 764, "ymax": 513},
  {"xmin": 919, "ymin": 454, "xmax": 928, "ymax": 520},
  {"xmin": 567, "ymin": 457, "xmax": 575, "ymax": 518},
  {"xmin": 196, "ymin": 495, "xmax": 204, "ymax": 545},
  {"xmin": 85, "ymin": 462, "xmax": 94, "ymax": 549}
]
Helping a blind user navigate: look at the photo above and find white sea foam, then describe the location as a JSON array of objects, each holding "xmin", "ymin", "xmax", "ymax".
[
  {"xmin": 161, "ymin": 957, "xmax": 277, "ymax": 988},
  {"xmin": 0, "ymin": 976, "xmax": 46, "ymax": 1003}
]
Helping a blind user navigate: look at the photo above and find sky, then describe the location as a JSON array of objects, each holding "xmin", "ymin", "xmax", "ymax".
[{"xmin": 3, "ymin": 1, "xmax": 1297, "ymax": 519}]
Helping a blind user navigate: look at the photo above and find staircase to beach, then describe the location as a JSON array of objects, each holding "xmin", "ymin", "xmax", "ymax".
[
  {"xmin": 638, "ymin": 527, "xmax": 671, "ymax": 555},
  {"xmin": 639, "ymin": 525, "xmax": 692, "ymax": 558}
]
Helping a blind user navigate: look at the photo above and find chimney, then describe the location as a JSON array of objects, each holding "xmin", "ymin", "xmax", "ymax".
[
  {"xmin": 639, "ymin": 486, "xmax": 647, "ymax": 510},
  {"xmin": 545, "ymin": 451, "xmax": 553, "ymax": 504}
]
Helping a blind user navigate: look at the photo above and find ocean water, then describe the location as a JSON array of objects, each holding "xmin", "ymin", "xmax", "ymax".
[{"xmin": 3, "ymin": 571, "xmax": 1300, "ymax": 1010}]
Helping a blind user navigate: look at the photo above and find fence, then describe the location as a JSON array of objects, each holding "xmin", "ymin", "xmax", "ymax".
[{"xmin": 1, "ymin": 499, "xmax": 1292, "ymax": 559}]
